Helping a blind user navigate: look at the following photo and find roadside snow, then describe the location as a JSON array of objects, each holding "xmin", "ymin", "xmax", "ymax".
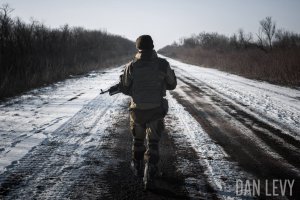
[
  {"xmin": 161, "ymin": 55, "xmax": 300, "ymax": 139},
  {"xmin": 0, "ymin": 67, "xmax": 123, "ymax": 174}
]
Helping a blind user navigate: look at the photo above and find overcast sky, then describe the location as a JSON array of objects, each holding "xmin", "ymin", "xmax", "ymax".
[{"xmin": 1, "ymin": 0, "xmax": 300, "ymax": 49}]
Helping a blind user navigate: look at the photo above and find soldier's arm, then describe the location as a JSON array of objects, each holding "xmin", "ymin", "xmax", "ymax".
[
  {"xmin": 165, "ymin": 62, "xmax": 177, "ymax": 90},
  {"xmin": 119, "ymin": 62, "xmax": 133, "ymax": 95}
]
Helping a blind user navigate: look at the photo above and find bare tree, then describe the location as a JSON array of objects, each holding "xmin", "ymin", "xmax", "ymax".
[
  {"xmin": 259, "ymin": 16, "xmax": 276, "ymax": 49},
  {"xmin": 0, "ymin": 4, "xmax": 14, "ymax": 18},
  {"xmin": 238, "ymin": 29, "xmax": 253, "ymax": 48},
  {"xmin": 256, "ymin": 27, "xmax": 264, "ymax": 46}
]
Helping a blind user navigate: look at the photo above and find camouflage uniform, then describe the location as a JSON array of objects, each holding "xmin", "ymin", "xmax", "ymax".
[
  {"xmin": 120, "ymin": 49, "xmax": 177, "ymax": 174},
  {"xmin": 118, "ymin": 34, "xmax": 176, "ymax": 189}
]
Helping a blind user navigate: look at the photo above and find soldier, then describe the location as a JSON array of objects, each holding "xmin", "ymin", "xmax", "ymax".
[{"xmin": 118, "ymin": 35, "xmax": 177, "ymax": 190}]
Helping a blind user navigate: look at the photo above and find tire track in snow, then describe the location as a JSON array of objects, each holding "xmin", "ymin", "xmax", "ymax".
[
  {"xmin": 170, "ymin": 63, "xmax": 300, "ymax": 138},
  {"xmin": 0, "ymin": 91, "xmax": 126, "ymax": 199},
  {"xmin": 177, "ymin": 76, "xmax": 300, "ymax": 170},
  {"xmin": 0, "ymin": 67, "xmax": 123, "ymax": 174},
  {"xmin": 169, "ymin": 76, "xmax": 300, "ymax": 198},
  {"xmin": 166, "ymin": 93, "xmax": 255, "ymax": 199}
]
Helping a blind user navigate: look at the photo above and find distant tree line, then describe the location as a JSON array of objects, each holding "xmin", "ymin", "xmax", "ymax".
[
  {"xmin": 0, "ymin": 4, "xmax": 136, "ymax": 99},
  {"xmin": 159, "ymin": 17, "xmax": 300, "ymax": 86}
]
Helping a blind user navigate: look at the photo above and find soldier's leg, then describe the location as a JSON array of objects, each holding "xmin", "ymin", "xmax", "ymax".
[
  {"xmin": 144, "ymin": 118, "xmax": 164, "ymax": 164},
  {"xmin": 143, "ymin": 118, "xmax": 165, "ymax": 189},
  {"xmin": 130, "ymin": 113, "xmax": 146, "ymax": 176},
  {"xmin": 131, "ymin": 123, "xmax": 146, "ymax": 161}
]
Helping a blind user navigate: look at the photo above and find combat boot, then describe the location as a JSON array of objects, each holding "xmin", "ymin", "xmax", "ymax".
[
  {"xmin": 131, "ymin": 160, "xmax": 144, "ymax": 177},
  {"xmin": 143, "ymin": 163, "xmax": 158, "ymax": 191}
]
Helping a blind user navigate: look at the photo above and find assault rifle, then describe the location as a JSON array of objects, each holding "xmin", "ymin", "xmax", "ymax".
[{"xmin": 100, "ymin": 83, "xmax": 121, "ymax": 96}]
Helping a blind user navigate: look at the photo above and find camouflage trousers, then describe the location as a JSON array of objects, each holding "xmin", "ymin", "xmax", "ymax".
[{"xmin": 129, "ymin": 107, "xmax": 165, "ymax": 165}]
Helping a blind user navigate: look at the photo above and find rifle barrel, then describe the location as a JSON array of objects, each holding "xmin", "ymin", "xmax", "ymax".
[{"xmin": 100, "ymin": 89, "xmax": 109, "ymax": 94}]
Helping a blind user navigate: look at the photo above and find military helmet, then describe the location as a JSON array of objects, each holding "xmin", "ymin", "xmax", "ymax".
[{"xmin": 136, "ymin": 35, "xmax": 154, "ymax": 50}]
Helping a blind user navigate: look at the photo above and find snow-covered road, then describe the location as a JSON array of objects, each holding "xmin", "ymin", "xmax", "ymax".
[{"xmin": 0, "ymin": 56, "xmax": 299, "ymax": 199}]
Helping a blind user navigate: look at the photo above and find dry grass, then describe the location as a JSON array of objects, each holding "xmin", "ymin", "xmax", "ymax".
[{"xmin": 159, "ymin": 45, "xmax": 300, "ymax": 87}]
